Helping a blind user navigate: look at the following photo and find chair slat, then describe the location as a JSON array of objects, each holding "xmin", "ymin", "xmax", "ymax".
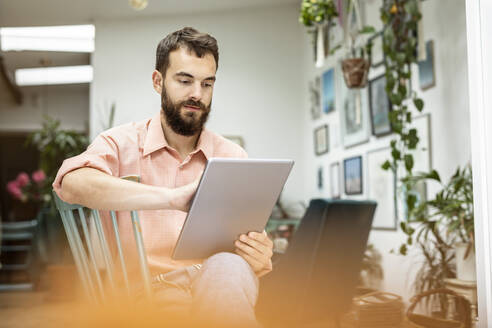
[
  {"xmin": 58, "ymin": 209, "xmax": 94, "ymax": 301},
  {"xmin": 77, "ymin": 208, "xmax": 105, "ymax": 300},
  {"xmin": 91, "ymin": 210, "xmax": 116, "ymax": 291},
  {"xmin": 66, "ymin": 209, "xmax": 97, "ymax": 300},
  {"xmin": 110, "ymin": 210, "xmax": 130, "ymax": 295},
  {"xmin": 130, "ymin": 210, "xmax": 152, "ymax": 299}
]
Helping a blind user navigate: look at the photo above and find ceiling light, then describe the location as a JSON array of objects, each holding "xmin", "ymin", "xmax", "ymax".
[
  {"xmin": 15, "ymin": 65, "xmax": 93, "ymax": 86},
  {"xmin": 0, "ymin": 25, "xmax": 95, "ymax": 52},
  {"xmin": 129, "ymin": 0, "xmax": 148, "ymax": 11}
]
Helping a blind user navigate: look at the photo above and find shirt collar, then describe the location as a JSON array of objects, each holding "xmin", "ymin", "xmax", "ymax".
[{"xmin": 143, "ymin": 112, "xmax": 213, "ymax": 159}]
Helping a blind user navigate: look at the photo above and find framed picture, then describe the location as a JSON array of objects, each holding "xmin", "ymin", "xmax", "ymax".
[
  {"xmin": 322, "ymin": 68, "xmax": 335, "ymax": 114},
  {"xmin": 317, "ymin": 166, "xmax": 324, "ymax": 190},
  {"xmin": 314, "ymin": 125, "xmax": 329, "ymax": 156},
  {"xmin": 330, "ymin": 162, "xmax": 341, "ymax": 199},
  {"xmin": 368, "ymin": 31, "xmax": 384, "ymax": 68},
  {"xmin": 344, "ymin": 156, "xmax": 363, "ymax": 195},
  {"xmin": 336, "ymin": 62, "xmax": 370, "ymax": 148},
  {"xmin": 418, "ymin": 40, "xmax": 436, "ymax": 91},
  {"xmin": 309, "ymin": 76, "xmax": 321, "ymax": 120},
  {"xmin": 369, "ymin": 74, "xmax": 392, "ymax": 136},
  {"xmin": 224, "ymin": 135, "xmax": 245, "ymax": 148},
  {"xmin": 367, "ymin": 147, "xmax": 397, "ymax": 230},
  {"xmin": 340, "ymin": 87, "xmax": 371, "ymax": 148}
]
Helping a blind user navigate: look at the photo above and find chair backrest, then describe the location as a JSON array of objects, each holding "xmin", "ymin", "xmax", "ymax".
[
  {"xmin": 257, "ymin": 198, "xmax": 376, "ymax": 325},
  {"xmin": 52, "ymin": 190, "xmax": 152, "ymax": 302}
]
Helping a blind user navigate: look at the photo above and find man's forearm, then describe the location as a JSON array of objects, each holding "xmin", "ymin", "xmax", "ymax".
[{"xmin": 60, "ymin": 167, "xmax": 175, "ymax": 211}]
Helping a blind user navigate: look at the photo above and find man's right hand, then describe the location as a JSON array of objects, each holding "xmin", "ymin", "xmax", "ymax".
[{"xmin": 170, "ymin": 177, "xmax": 202, "ymax": 212}]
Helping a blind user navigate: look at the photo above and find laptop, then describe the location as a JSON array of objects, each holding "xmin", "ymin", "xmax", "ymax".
[{"xmin": 256, "ymin": 199, "xmax": 376, "ymax": 326}]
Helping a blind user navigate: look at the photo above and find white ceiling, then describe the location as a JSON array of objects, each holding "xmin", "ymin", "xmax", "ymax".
[{"xmin": 0, "ymin": 0, "xmax": 299, "ymax": 27}]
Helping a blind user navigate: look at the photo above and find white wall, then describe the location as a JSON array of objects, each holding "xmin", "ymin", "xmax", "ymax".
[
  {"xmin": 91, "ymin": 5, "xmax": 305, "ymax": 204},
  {"xmin": 301, "ymin": 0, "xmax": 470, "ymax": 300},
  {"xmin": 0, "ymin": 83, "xmax": 89, "ymax": 132}
]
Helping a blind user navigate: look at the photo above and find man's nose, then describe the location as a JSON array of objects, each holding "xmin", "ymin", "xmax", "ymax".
[{"xmin": 189, "ymin": 82, "xmax": 203, "ymax": 101}]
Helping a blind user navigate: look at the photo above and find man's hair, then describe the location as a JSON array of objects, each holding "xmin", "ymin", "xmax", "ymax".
[{"xmin": 155, "ymin": 27, "xmax": 219, "ymax": 76}]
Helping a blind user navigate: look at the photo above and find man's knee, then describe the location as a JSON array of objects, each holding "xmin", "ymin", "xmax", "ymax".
[
  {"xmin": 204, "ymin": 252, "xmax": 248, "ymax": 271},
  {"xmin": 202, "ymin": 252, "xmax": 257, "ymax": 282}
]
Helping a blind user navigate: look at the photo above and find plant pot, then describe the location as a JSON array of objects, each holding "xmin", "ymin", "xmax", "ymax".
[
  {"xmin": 455, "ymin": 242, "xmax": 476, "ymax": 281},
  {"xmin": 341, "ymin": 58, "xmax": 370, "ymax": 88},
  {"xmin": 9, "ymin": 199, "xmax": 40, "ymax": 221}
]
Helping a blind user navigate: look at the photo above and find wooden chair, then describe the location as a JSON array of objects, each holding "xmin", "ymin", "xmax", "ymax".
[{"xmin": 52, "ymin": 182, "xmax": 152, "ymax": 302}]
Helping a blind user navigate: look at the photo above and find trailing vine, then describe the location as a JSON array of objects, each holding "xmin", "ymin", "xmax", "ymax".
[{"xmin": 380, "ymin": 0, "xmax": 424, "ymax": 220}]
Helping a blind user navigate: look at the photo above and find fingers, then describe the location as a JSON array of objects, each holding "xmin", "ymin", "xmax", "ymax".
[
  {"xmin": 246, "ymin": 231, "xmax": 274, "ymax": 248},
  {"xmin": 235, "ymin": 248, "xmax": 263, "ymax": 271},
  {"xmin": 237, "ymin": 234, "xmax": 271, "ymax": 256}
]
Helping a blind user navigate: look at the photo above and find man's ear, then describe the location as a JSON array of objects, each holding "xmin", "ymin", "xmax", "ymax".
[{"xmin": 152, "ymin": 70, "xmax": 163, "ymax": 94}]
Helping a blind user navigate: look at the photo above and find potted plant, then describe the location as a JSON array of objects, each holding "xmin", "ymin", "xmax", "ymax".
[
  {"xmin": 340, "ymin": 0, "xmax": 375, "ymax": 88},
  {"xmin": 26, "ymin": 116, "xmax": 89, "ymax": 264},
  {"xmin": 299, "ymin": 0, "xmax": 339, "ymax": 65},
  {"xmin": 436, "ymin": 166, "xmax": 474, "ymax": 281},
  {"xmin": 6, "ymin": 170, "xmax": 50, "ymax": 220},
  {"xmin": 397, "ymin": 165, "xmax": 475, "ymax": 314},
  {"xmin": 359, "ymin": 244, "xmax": 384, "ymax": 291}
]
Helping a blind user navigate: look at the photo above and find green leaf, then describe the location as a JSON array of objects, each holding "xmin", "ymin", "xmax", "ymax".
[
  {"xmin": 399, "ymin": 244, "xmax": 408, "ymax": 256},
  {"xmin": 404, "ymin": 154, "xmax": 414, "ymax": 172},
  {"xmin": 359, "ymin": 26, "xmax": 376, "ymax": 34},
  {"xmin": 407, "ymin": 193, "xmax": 418, "ymax": 213},
  {"xmin": 414, "ymin": 98, "xmax": 424, "ymax": 112},
  {"xmin": 392, "ymin": 149, "xmax": 401, "ymax": 161},
  {"xmin": 426, "ymin": 170, "xmax": 442, "ymax": 182},
  {"xmin": 381, "ymin": 160, "xmax": 392, "ymax": 171}
]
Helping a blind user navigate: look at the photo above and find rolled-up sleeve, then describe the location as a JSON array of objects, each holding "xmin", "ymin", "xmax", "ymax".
[{"xmin": 52, "ymin": 134, "xmax": 119, "ymax": 200}]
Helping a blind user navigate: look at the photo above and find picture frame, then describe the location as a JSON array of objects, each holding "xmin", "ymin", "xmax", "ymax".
[
  {"xmin": 317, "ymin": 166, "xmax": 324, "ymax": 190},
  {"xmin": 340, "ymin": 87, "xmax": 371, "ymax": 148},
  {"xmin": 309, "ymin": 76, "xmax": 321, "ymax": 120},
  {"xmin": 344, "ymin": 156, "xmax": 363, "ymax": 195},
  {"xmin": 337, "ymin": 62, "xmax": 370, "ymax": 148},
  {"xmin": 330, "ymin": 162, "xmax": 341, "ymax": 199},
  {"xmin": 369, "ymin": 74, "xmax": 392, "ymax": 137},
  {"xmin": 322, "ymin": 68, "xmax": 335, "ymax": 114},
  {"xmin": 367, "ymin": 147, "xmax": 397, "ymax": 230},
  {"xmin": 368, "ymin": 31, "xmax": 384, "ymax": 68},
  {"xmin": 314, "ymin": 124, "xmax": 329, "ymax": 156},
  {"xmin": 418, "ymin": 40, "xmax": 436, "ymax": 91}
]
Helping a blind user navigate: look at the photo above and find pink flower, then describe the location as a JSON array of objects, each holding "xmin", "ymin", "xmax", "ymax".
[
  {"xmin": 32, "ymin": 170, "xmax": 46, "ymax": 184},
  {"xmin": 7, "ymin": 181, "xmax": 23, "ymax": 200},
  {"xmin": 16, "ymin": 172, "xmax": 30, "ymax": 187}
]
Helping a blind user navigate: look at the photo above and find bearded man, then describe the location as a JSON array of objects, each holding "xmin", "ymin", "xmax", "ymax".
[{"xmin": 53, "ymin": 27, "xmax": 273, "ymax": 327}]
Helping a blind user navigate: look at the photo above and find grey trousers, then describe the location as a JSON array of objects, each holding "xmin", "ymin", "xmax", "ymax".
[{"xmin": 152, "ymin": 252, "xmax": 260, "ymax": 327}]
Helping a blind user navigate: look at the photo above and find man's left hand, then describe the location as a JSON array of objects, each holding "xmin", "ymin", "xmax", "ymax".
[{"xmin": 235, "ymin": 231, "xmax": 273, "ymax": 277}]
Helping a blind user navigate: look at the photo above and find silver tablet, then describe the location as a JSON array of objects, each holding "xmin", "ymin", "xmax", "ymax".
[{"xmin": 172, "ymin": 158, "xmax": 294, "ymax": 260}]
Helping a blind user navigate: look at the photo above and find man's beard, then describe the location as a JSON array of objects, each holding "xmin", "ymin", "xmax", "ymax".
[{"xmin": 161, "ymin": 87, "xmax": 211, "ymax": 136}]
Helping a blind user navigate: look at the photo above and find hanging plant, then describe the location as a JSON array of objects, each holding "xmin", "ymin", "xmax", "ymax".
[
  {"xmin": 299, "ymin": 0, "xmax": 338, "ymax": 28},
  {"xmin": 380, "ymin": 0, "xmax": 423, "ymax": 195},
  {"xmin": 299, "ymin": 0, "xmax": 339, "ymax": 65},
  {"xmin": 341, "ymin": 0, "xmax": 375, "ymax": 88}
]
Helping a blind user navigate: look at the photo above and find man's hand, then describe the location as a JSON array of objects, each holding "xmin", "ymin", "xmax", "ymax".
[
  {"xmin": 234, "ymin": 231, "xmax": 273, "ymax": 277},
  {"xmin": 170, "ymin": 177, "xmax": 202, "ymax": 212}
]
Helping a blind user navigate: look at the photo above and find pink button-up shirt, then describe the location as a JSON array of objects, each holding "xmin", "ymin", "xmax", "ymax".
[{"xmin": 53, "ymin": 113, "xmax": 247, "ymax": 276}]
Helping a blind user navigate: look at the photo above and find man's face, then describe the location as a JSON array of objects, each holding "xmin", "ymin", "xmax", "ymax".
[{"xmin": 159, "ymin": 47, "xmax": 217, "ymax": 136}]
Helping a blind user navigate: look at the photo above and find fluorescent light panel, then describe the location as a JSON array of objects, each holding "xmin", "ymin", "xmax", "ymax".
[
  {"xmin": 0, "ymin": 25, "xmax": 95, "ymax": 52},
  {"xmin": 15, "ymin": 65, "xmax": 93, "ymax": 86}
]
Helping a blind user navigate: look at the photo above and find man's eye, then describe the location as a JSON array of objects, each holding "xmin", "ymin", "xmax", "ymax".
[
  {"xmin": 204, "ymin": 83, "xmax": 213, "ymax": 88},
  {"xmin": 180, "ymin": 80, "xmax": 191, "ymax": 84}
]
